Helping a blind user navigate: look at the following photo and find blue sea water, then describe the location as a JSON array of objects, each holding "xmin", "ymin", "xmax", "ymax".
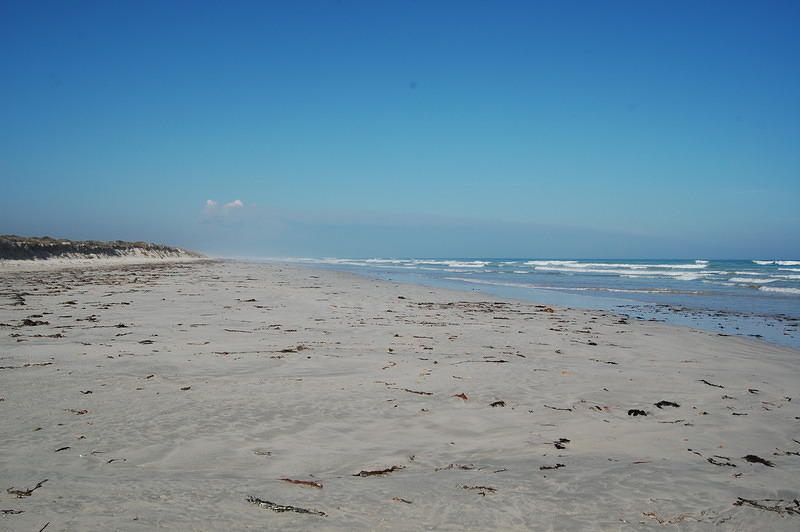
[{"xmin": 256, "ymin": 258, "xmax": 800, "ymax": 349}]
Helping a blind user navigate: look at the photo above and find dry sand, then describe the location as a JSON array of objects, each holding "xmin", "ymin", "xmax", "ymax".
[{"xmin": 1, "ymin": 259, "xmax": 798, "ymax": 531}]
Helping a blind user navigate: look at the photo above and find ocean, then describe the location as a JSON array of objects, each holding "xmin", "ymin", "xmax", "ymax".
[{"xmin": 258, "ymin": 258, "xmax": 800, "ymax": 349}]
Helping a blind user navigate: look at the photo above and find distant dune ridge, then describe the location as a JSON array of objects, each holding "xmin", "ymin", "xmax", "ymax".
[{"xmin": 0, "ymin": 235, "xmax": 204, "ymax": 260}]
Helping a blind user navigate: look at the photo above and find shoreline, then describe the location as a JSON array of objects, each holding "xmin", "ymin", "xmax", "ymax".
[
  {"xmin": 253, "ymin": 259, "xmax": 800, "ymax": 350},
  {"xmin": 1, "ymin": 259, "xmax": 798, "ymax": 530}
]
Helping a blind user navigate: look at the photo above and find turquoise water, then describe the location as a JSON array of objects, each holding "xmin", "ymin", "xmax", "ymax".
[{"xmin": 259, "ymin": 258, "xmax": 800, "ymax": 349}]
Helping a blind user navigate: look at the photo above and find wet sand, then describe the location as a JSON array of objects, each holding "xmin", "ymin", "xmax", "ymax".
[{"xmin": 1, "ymin": 259, "xmax": 798, "ymax": 530}]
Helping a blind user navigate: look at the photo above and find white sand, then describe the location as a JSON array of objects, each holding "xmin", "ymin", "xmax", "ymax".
[{"xmin": 1, "ymin": 259, "xmax": 798, "ymax": 530}]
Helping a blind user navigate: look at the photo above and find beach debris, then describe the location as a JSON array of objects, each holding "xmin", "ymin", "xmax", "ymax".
[
  {"xmin": 489, "ymin": 400, "xmax": 506, "ymax": 407},
  {"xmin": 54, "ymin": 446, "xmax": 70, "ymax": 453},
  {"xmin": 462, "ymin": 485, "xmax": 496, "ymax": 496},
  {"xmin": 246, "ymin": 496, "xmax": 326, "ymax": 517},
  {"xmin": 279, "ymin": 478, "xmax": 323, "ymax": 489},
  {"xmin": 353, "ymin": 465, "xmax": 405, "ymax": 477},
  {"xmin": 254, "ymin": 450, "xmax": 272, "ymax": 456},
  {"xmin": 64, "ymin": 409, "xmax": 88, "ymax": 415},
  {"xmin": 654, "ymin": 401, "xmax": 680, "ymax": 409},
  {"xmin": 589, "ymin": 358, "xmax": 618, "ymax": 365},
  {"xmin": 138, "ymin": 339, "xmax": 155, "ymax": 344},
  {"xmin": 707, "ymin": 457, "xmax": 736, "ymax": 467},
  {"xmin": 538, "ymin": 308, "xmax": 555, "ymax": 313},
  {"xmin": 539, "ymin": 463, "xmax": 565, "ymax": 470},
  {"xmin": 742, "ymin": 454, "xmax": 774, "ymax": 467},
  {"xmin": 80, "ymin": 390, "xmax": 92, "ymax": 394},
  {"xmin": 1, "ymin": 509, "xmax": 23, "ymax": 514},
  {"xmin": 628, "ymin": 409, "xmax": 648, "ymax": 416},
  {"xmin": 733, "ymin": 497, "xmax": 799, "ymax": 516},
  {"xmin": 553, "ymin": 438, "xmax": 570, "ymax": 449},
  {"xmin": 7, "ymin": 479, "xmax": 48, "ymax": 498},
  {"xmin": 392, "ymin": 497, "xmax": 412, "ymax": 504},
  {"xmin": 544, "ymin": 404, "xmax": 572, "ymax": 412},
  {"xmin": 435, "ymin": 463, "xmax": 476, "ymax": 471},
  {"xmin": 642, "ymin": 512, "xmax": 699, "ymax": 525},
  {"xmin": 180, "ymin": 386, "xmax": 191, "ymax": 391},
  {"xmin": 38, "ymin": 522, "xmax": 50, "ymax": 532},
  {"xmin": 748, "ymin": 388, "xmax": 760, "ymax": 394},
  {"xmin": 402, "ymin": 388, "xmax": 432, "ymax": 396},
  {"xmin": 21, "ymin": 318, "xmax": 49, "ymax": 326},
  {"xmin": 0, "ymin": 362, "xmax": 54, "ymax": 370},
  {"xmin": 453, "ymin": 393, "xmax": 469, "ymax": 401},
  {"xmin": 699, "ymin": 379, "xmax": 724, "ymax": 388},
  {"xmin": 381, "ymin": 361, "xmax": 397, "ymax": 370}
]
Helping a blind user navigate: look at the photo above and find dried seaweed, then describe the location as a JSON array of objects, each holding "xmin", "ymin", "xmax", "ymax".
[
  {"xmin": 462, "ymin": 485, "xmax": 496, "ymax": 496},
  {"xmin": 353, "ymin": 465, "xmax": 405, "ymax": 477},
  {"xmin": 654, "ymin": 401, "xmax": 680, "ymax": 409},
  {"xmin": 489, "ymin": 401, "xmax": 505, "ymax": 407},
  {"xmin": 435, "ymin": 463, "xmax": 475, "ymax": 471},
  {"xmin": 540, "ymin": 463, "xmax": 565, "ymax": 470},
  {"xmin": 544, "ymin": 404, "xmax": 572, "ymax": 412},
  {"xmin": 699, "ymin": 379, "xmax": 724, "ymax": 388},
  {"xmin": 553, "ymin": 438, "xmax": 570, "ymax": 449},
  {"xmin": 733, "ymin": 497, "xmax": 799, "ymax": 516},
  {"xmin": 453, "ymin": 393, "xmax": 468, "ymax": 401},
  {"xmin": 7, "ymin": 479, "xmax": 47, "ymax": 498},
  {"xmin": 402, "ymin": 388, "xmax": 432, "ymax": 396},
  {"xmin": 743, "ymin": 454, "xmax": 774, "ymax": 467},
  {"xmin": 707, "ymin": 457, "xmax": 736, "ymax": 467},
  {"xmin": 0, "ymin": 362, "xmax": 54, "ymax": 370},
  {"xmin": 279, "ymin": 478, "xmax": 323, "ymax": 489},
  {"xmin": 246, "ymin": 496, "xmax": 326, "ymax": 517}
]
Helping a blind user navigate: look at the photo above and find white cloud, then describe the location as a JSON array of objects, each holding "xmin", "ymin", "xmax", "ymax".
[{"xmin": 202, "ymin": 199, "xmax": 247, "ymax": 222}]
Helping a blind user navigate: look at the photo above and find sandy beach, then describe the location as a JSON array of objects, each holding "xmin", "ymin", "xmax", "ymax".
[{"xmin": 1, "ymin": 259, "xmax": 798, "ymax": 531}]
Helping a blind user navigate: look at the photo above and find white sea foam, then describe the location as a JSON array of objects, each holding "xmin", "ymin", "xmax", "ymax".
[
  {"xmin": 728, "ymin": 277, "xmax": 778, "ymax": 284},
  {"xmin": 533, "ymin": 265, "xmax": 710, "ymax": 279},
  {"xmin": 779, "ymin": 268, "xmax": 800, "ymax": 272},
  {"xmin": 733, "ymin": 271, "xmax": 761, "ymax": 276},
  {"xmin": 512, "ymin": 270, "xmax": 531, "ymax": 274},
  {"xmin": 365, "ymin": 259, "xmax": 410, "ymax": 264},
  {"xmin": 759, "ymin": 286, "xmax": 800, "ymax": 295},
  {"xmin": 525, "ymin": 261, "xmax": 706, "ymax": 270},
  {"xmin": 443, "ymin": 277, "xmax": 706, "ymax": 295},
  {"xmin": 523, "ymin": 260, "xmax": 579, "ymax": 267},
  {"xmin": 753, "ymin": 260, "xmax": 800, "ymax": 266},
  {"xmin": 412, "ymin": 260, "xmax": 489, "ymax": 268}
]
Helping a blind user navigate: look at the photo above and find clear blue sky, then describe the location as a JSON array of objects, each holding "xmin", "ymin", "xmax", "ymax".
[{"xmin": 1, "ymin": 0, "xmax": 798, "ymax": 258}]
